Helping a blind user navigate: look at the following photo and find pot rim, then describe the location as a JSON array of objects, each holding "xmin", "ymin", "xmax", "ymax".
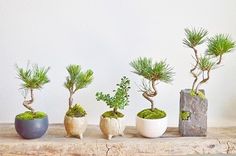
[
  {"xmin": 136, "ymin": 115, "xmax": 167, "ymax": 121},
  {"xmin": 100, "ymin": 115, "xmax": 124, "ymax": 120},
  {"xmin": 65, "ymin": 115, "xmax": 87, "ymax": 119},
  {"xmin": 181, "ymin": 89, "xmax": 205, "ymax": 92},
  {"xmin": 15, "ymin": 115, "xmax": 48, "ymax": 121}
]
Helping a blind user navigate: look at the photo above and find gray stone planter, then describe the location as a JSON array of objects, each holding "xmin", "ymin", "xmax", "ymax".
[
  {"xmin": 179, "ymin": 89, "xmax": 208, "ymax": 136},
  {"xmin": 15, "ymin": 116, "xmax": 48, "ymax": 139}
]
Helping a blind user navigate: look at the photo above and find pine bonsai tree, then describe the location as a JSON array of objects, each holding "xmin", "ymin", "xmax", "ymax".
[
  {"xmin": 16, "ymin": 63, "xmax": 50, "ymax": 119},
  {"xmin": 130, "ymin": 57, "xmax": 174, "ymax": 119},
  {"xmin": 64, "ymin": 64, "xmax": 93, "ymax": 117},
  {"xmin": 183, "ymin": 28, "xmax": 235, "ymax": 95},
  {"xmin": 96, "ymin": 76, "xmax": 130, "ymax": 118}
]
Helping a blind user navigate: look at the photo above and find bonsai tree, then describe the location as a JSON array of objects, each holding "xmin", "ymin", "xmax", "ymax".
[
  {"xmin": 64, "ymin": 64, "xmax": 93, "ymax": 117},
  {"xmin": 183, "ymin": 28, "xmax": 235, "ymax": 96},
  {"xmin": 130, "ymin": 57, "xmax": 174, "ymax": 119},
  {"xmin": 96, "ymin": 76, "xmax": 130, "ymax": 118},
  {"xmin": 16, "ymin": 63, "xmax": 50, "ymax": 119}
]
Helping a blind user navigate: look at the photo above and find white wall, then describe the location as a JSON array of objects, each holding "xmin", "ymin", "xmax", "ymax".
[{"xmin": 0, "ymin": 0, "xmax": 236, "ymax": 127}]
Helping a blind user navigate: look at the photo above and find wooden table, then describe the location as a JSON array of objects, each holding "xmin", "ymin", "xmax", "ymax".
[{"xmin": 0, "ymin": 124, "xmax": 236, "ymax": 155}]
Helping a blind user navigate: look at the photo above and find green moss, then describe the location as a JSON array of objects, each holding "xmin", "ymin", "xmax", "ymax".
[
  {"xmin": 66, "ymin": 104, "xmax": 87, "ymax": 117},
  {"xmin": 137, "ymin": 108, "xmax": 166, "ymax": 119},
  {"xmin": 197, "ymin": 91, "xmax": 206, "ymax": 99},
  {"xmin": 16, "ymin": 111, "xmax": 47, "ymax": 120},
  {"xmin": 102, "ymin": 111, "xmax": 124, "ymax": 119},
  {"xmin": 189, "ymin": 90, "xmax": 205, "ymax": 99},
  {"xmin": 180, "ymin": 111, "xmax": 191, "ymax": 120},
  {"xmin": 190, "ymin": 89, "xmax": 197, "ymax": 97}
]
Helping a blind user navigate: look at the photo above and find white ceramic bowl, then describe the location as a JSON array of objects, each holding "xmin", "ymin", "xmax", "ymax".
[{"xmin": 136, "ymin": 115, "xmax": 168, "ymax": 138}]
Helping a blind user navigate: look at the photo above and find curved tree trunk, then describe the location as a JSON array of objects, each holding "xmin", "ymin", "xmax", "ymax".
[
  {"xmin": 113, "ymin": 107, "xmax": 118, "ymax": 113},
  {"xmin": 142, "ymin": 80, "xmax": 157, "ymax": 111},
  {"xmin": 142, "ymin": 92, "xmax": 154, "ymax": 110},
  {"xmin": 23, "ymin": 89, "xmax": 34, "ymax": 112},
  {"xmin": 190, "ymin": 48, "xmax": 199, "ymax": 73},
  {"xmin": 191, "ymin": 73, "xmax": 198, "ymax": 91},
  {"xmin": 68, "ymin": 91, "xmax": 73, "ymax": 109},
  {"xmin": 195, "ymin": 70, "xmax": 210, "ymax": 93},
  {"xmin": 217, "ymin": 55, "xmax": 222, "ymax": 65},
  {"xmin": 190, "ymin": 47, "xmax": 199, "ymax": 91}
]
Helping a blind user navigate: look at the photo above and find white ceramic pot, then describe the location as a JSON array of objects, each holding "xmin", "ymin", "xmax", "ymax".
[
  {"xmin": 136, "ymin": 115, "xmax": 168, "ymax": 138},
  {"xmin": 64, "ymin": 115, "xmax": 87, "ymax": 139},
  {"xmin": 99, "ymin": 116, "xmax": 125, "ymax": 140}
]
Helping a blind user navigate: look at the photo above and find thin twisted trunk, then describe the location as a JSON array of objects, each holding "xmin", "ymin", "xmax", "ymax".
[
  {"xmin": 23, "ymin": 89, "xmax": 34, "ymax": 112},
  {"xmin": 113, "ymin": 107, "xmax": 118, "ymax": 113},
  {"xmin": 191, "ymin": 73, "xmax": 198, "ymax": 91},
  {"xmin": 217, "ymin": 55, "xmax": 222, "ymax": 65},
  {"xmin": 142, "ymin": 80, "xmax": 157, "ymax": 111},
  {"xmin": 190, "ymin": 47, "xmax": 199, "ymax": 91},
  {"xmin": 142, "ymin": 92, "xmax": 154, "ymax": 110},
  {"xmin": 195, "ymin": 70, "xmax": 210, "ymax": 93},
  {"xmin": 190, "ymin": 47, "xmax": 199, "ymax": 73},
  {"xmin": 68, "ymin": 91, "xmax": 73, "ymax": 109}
]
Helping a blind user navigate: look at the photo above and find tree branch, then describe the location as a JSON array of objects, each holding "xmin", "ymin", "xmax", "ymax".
[
  {"xmin": 68, "ymin": 90, "xmax": 73, "ymax": 109},
  {"xmin": 142, "ymin": 80, "xmax": 157, "ymax": 111},
  {"xmin": 195, "ymin": 70, "xmax": 210, "ymax": 93},
  {"xmin": 217, "ymin": 54, "xmax": 222, "ymax": 65},
  {"xmin": 191, "ymin": 73, "xmax": 198, "ymax": 91},
  {"xmin": 190, "ymin": 47, "xmax": 200, "ymax": 90}
]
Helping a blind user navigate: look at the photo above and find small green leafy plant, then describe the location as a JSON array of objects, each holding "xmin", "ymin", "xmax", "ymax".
[
  {"xmin": 96, "ymin": 76, "xmax": 130, "ymax": 119},
  {"xmin": 16, "ymin": 63, "xmax": 50, "ymax": 120},
  {"xmin": 64, "ymin": 65, "xmax": 93, "ymax": 117},
  {"xmin": 184, "ymin": 28, "xmax": 235, "ymax": 96},
  {"xmin": 130, "ymin": 57, "xmax": 174, "ymax": 119}
]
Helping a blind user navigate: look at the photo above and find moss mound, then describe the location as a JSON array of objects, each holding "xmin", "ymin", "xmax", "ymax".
[
  {"xmin": 66, "ymin": 104, "xmax": 87, "ymax": 117},
  {"xmin": 16, "ymin": 111, "xmax": 47, "ymax": 120},
  {"xmin": 137, "ymin": 108, "xmax": 166, "ymax": 119},
  {"xmin": 190, "ymin": 90, "xmax": 205, "ymax": 99},
  {"xmin": 102, "ymin": 111, "xmax": 124, "ymax": 119},
  {"xmin": 180, "ymin": 111, "xmax": 191, "ymax": 120}
]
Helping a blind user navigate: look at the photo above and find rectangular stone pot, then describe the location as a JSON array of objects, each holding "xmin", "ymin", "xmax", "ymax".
[{"xmin": 179, "ymin": 89, "xmax": 208, "ymax": 136}]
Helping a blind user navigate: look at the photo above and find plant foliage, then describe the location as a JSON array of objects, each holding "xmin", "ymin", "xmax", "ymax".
[
  {"xmin": 183, "ymin": 28, "xmax": 235, "ymax": 94},
  {"xmin": 207, "ymin": 34, "xmax": 235, "ymax": 57},
  {"xmin": 183, "ymin": 28, "xmax": 208, "ymax": 48},
  {"xmin": 16, "ymin": 63, "xmax": 50, "ymax": 112},
  {"xmin": 16, "ymin": 64, "xmax": 50, "ymax": 90},
  {"xmin": 198, "ymin": 56, "xmax": 215, "ymax": 71},
  {"xmin": 130, "ymin": 57, "xmax": 174, "ymax": 111},
  {"xmin": 64, "ymin": 65, "xmax": 93, "ymax": 93},
  {"xmin": 96, "ymin": 76, "xmax": 130, "ymax": 116},
  {"xmin": 64, "ymin": 64, "xmax": 93, "ymax": 113},
  {"xmin": 130, "ymin": 57, "xmax": 173, "ymax": 83}
]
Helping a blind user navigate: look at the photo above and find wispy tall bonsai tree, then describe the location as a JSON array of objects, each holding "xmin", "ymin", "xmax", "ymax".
[
  {"xmin": 16, "ymin": 63, "xmax": 50, "ymax": 113},
  {"xmin": 183, "ymin": 28, "xmax": 235, "ymax": 94},
  {"xmin": 64, "ymin": 65, "xmax": 93, "ymax": 114},
  {"xmin": 130, "ymin": 57, "xmax": 174, "ymax": 111}
]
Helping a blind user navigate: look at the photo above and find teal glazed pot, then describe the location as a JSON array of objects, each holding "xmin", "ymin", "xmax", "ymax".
[{"xmin": 15, "ymin": 116, "xmax": 48, "ymax": 139}]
